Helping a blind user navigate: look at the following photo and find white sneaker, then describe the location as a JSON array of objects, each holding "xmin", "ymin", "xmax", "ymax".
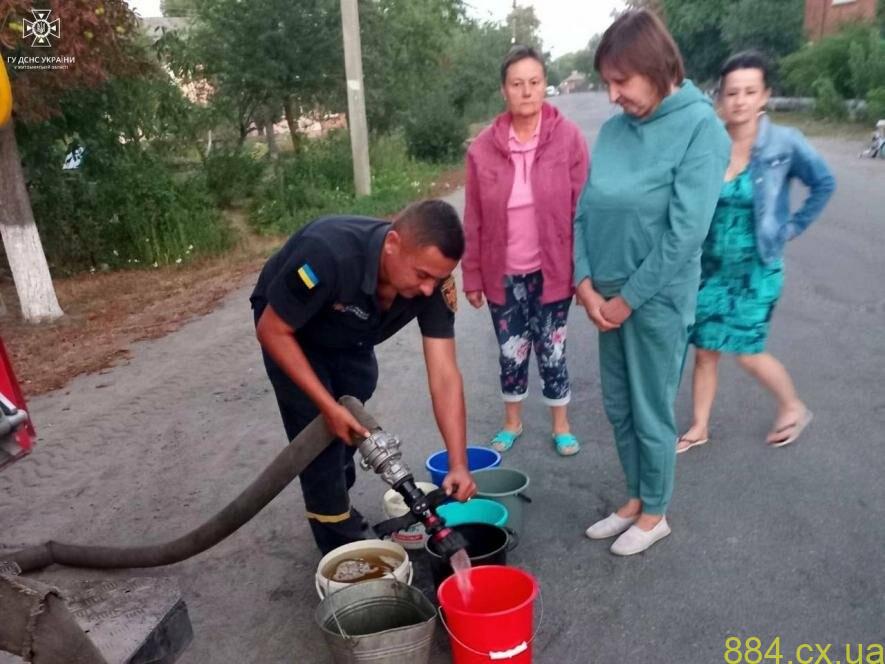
[
  {"xmin": 585, "ymin": 512, "xmax": 637, "ymax": 540},
  {"xmin": 610, "ymin": 517, "xmax": 671, "ymax": 556}
]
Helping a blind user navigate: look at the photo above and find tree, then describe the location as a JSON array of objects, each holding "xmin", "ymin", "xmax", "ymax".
[
  {"xmin": 506, "ymin": 3, "xmax": 542, "ymax": 49},
  {"xmin": 721, "ymin": 0, "xmax": 805, "ymax": 63},
  {"xmin": 618, "ymin": 0, "xmax": 727, "ymax": 82},
  {"xmin": 550, "ymin": 51, "xmax": 579, "ymax": 80},
  {"xmin": 173, "ymin": 0, "xmax": 344, "ymax": 151},
  {"xmin": 575, "ymin": 34, "xmax": 601, "ymax": 82},
  {"xmin": 623, "ymin": 0, "xmax": 805, "ymax": 86},
  {"xmin": 445, "ymin": 19, "xmax": 511, "ymax": 120},
  {"xmin": 658, "ymin": 0, "xmax": 730, "ymax": 84},
  {"xmin": 361, "ymin": 0, "xmax": 465, "ymax": 133},
  {"xmin": 0, "ymin": 0, "xmax": 144, "ymax": 322},
  {"xmin": 550, "ymin": 34, "xmax": 600, "ymax": 87}
]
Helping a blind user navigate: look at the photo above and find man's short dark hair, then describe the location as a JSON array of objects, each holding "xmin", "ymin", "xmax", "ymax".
[
  {"xmin": 393, "ymin": 199, "xmax": 465, "ymax": 261},
  {"xmin": 500, "ymin": 44, "xmax": 547, "ymax": 86},
  {"xmin": 594, "ymin": 9, "xmax": 685, "ymax": 99}
]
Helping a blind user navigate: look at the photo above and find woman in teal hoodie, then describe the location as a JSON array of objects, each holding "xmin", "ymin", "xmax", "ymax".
[{"xmin": 574, "ymin": 9, "xmax": 730, "ymax": 556}]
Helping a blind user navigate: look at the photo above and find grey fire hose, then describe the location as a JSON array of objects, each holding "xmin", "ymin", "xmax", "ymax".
[{"xmin": 2, "ymin": 396, "xmax": 378, "ymax": 574}]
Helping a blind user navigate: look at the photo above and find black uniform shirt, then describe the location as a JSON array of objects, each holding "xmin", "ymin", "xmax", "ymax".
[{"xmin": 250, "ymin": 216, "xmax": 455, "ymax": 350}]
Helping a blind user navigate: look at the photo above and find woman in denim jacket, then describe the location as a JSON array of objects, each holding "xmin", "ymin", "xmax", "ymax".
[{"xmin": 678, "ymin": 52, "xmax": 835, "ymax": 454}]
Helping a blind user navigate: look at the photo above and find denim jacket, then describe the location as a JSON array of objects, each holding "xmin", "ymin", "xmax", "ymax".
[{"xmin": 749, "ymin": 115, "xmax": 836, "ymax": 264}]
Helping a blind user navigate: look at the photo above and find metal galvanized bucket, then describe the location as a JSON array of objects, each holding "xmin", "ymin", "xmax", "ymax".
[{"xmin": 315, "ymin": 578, "xmax": 437, "ymax": 664}]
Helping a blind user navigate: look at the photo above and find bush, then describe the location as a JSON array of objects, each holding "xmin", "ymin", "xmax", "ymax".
[
  {"xmin": 403, "ymin": 93, "xmax": 467, "ymax": 163},
  {"xmin": 287, "ymin": 130, "xmax": 356, "ymax": 191},
  {"xmin": 866, "ymin": 87, "xmax": 885, "ymax": 122},
  {"xmin": 848, "ymin": 30, "xmax": 885, "ymax": 101},
  {"xmin": 204, "ymin": 149, "xmax": 266, "ymax": 207},
  {"xmin": 813, "ymin": 77, "xmax": 848, "ymax": 120},
  {"xmin": 251, "ymin": 132, "xmax": 456, "ymax": 235},
  {"xmin": 782, "ymin": 25, "xmax": 885, "ymax": 99},
  {"xmin": 12, "ymin": 66, "xmax": 233, "ymax": 275},
  {"xmin": 29, "ymin": 149, "xmax": 231, "ymax": 274}
]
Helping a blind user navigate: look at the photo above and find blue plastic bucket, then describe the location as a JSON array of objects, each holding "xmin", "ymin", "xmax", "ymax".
[
  {"xmin": 425, "ymin": 447, "xmax": 501, "ymax": 487},
  {"xmin": 437, "ymin": 498, "xmax": 509, "ymax": 528}
]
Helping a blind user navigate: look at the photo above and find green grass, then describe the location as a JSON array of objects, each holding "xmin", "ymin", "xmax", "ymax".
[
  {"xmin": 250, "ymin": 131, "xmax": 460, "ymax": 235},
  {"xmin": 25, "ymin": 128, "xmax": 460, "ymax": 274},
  {"xmin": 31, "ymin": 152, "xmax": 233, "ymax": 275}
]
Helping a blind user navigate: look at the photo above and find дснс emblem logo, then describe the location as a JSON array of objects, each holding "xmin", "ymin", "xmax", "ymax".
[
  {"xmin": 23, "ymin": 9, "xmax": 60, "ymax": 48},
  {"xmin": 7, "ymin": 8, "xmax": 73, "ymax": 70}
]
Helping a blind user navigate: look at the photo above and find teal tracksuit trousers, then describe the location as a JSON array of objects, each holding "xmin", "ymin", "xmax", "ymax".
[{"xmin": 597, "ymin": 282, "xmax": 696, "ymax": 515}]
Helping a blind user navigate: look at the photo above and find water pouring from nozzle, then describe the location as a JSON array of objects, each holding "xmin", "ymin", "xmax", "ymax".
[{"xmin": 390, "ymin": 478, "xmax": 474, "ymax": 601}]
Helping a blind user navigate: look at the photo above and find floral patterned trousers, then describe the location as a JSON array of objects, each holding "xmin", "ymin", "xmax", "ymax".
[{"xmin": 488, "ymin": 271, "xmax": 571, "ymax": 406}]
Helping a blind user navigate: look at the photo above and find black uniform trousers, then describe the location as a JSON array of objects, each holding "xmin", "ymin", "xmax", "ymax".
[{"xmin": 260, "ymin": 340, "xmax": 379, "ymax": 555}]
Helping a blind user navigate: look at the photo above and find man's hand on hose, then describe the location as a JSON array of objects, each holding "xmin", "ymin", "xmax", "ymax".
[
  {"xmin": 442, "ymin": 465, "xmax": 476, "ymax": 502},
  {"xmin": 322, "ymin": 403, "xmax": 371, "ymax": 445},
  {"xmin": 257, "ymin": 306, "xmax": 371, "ymax": 445}
]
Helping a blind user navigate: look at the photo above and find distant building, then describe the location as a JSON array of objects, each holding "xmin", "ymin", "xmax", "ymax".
[
  {"xmin": 559, "ymin": 70, "xmax": 589, "ymax": 95},
  {"xmin": 805, "ymin": 0, "xmax": 877, "ymax": 40}
]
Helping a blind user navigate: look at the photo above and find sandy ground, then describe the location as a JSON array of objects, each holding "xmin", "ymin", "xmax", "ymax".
[{"xmin": 0, "ymin": 210, "xmax": 276, "ymax": 396}]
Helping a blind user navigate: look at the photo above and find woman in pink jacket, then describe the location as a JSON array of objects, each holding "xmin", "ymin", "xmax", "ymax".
[{"xmin": 463, "ymin": 45, "xmax": 589, "ymax": 456}]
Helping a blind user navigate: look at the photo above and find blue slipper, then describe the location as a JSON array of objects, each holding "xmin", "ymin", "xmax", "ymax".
[
  {"xmin": 489, "ymin": 425, "xmax": 523, "ymax": 452},
  {"xmin": 552, "ymin": 432, "xmax": 580, "ymax": 456}
]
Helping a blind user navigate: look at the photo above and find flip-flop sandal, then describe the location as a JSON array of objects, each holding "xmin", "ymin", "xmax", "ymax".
[
  {"xmin": 552, "ymin": 432, "xmax": 580, "ymax": 456},
  {"xmin": 768, "ymin": 409, "xmax": 813, "ymax": 448},
  {"xmin": 676, "ymin": 436, "xmax": 709, "ymax": 455},
  {"xmin": 489, "ymin": 426, "xmax": 523, "ymax": 452}
]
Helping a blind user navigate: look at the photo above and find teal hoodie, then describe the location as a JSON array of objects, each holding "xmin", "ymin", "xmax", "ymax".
[{"xmin": 573, "ymin": 80, "xmax": 731, "ymax": 310}]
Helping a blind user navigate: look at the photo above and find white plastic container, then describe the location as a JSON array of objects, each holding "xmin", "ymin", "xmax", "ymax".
[
  {"xmin": 315, "ymin": 539, "xmax": 413, "ymax": 599},
  {"xmin": 382, "ymin": 482, "xmax": 438, "ymax": 550}
]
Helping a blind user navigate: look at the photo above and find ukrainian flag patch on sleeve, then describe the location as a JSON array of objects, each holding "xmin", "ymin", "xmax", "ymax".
[{"xmin": 297, "ymin": 263, "xmax": 319, "ymax": 290}]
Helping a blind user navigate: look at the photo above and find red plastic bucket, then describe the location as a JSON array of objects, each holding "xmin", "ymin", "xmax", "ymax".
[{"xmin": 437, "ymin": 565, "xmax": 539, "ymax": 663}]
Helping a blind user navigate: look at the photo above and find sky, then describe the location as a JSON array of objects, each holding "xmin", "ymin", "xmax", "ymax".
[
  {"xmin": 464, "ymin": 0, "xmax": 625, "ymax": 57},
  {"xmin": 124, "ymin": 0, "xmax": 626, "ymax": 59}
]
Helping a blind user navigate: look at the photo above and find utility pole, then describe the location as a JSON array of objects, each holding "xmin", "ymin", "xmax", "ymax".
[{"xmin": 340, "ymin": 0, "xmax": 371, "ymax": 197}]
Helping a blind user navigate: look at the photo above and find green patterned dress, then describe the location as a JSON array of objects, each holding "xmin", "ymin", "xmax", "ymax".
[{"xmin": 690, "ymin": 169, "xmax": 784, "ymax": 354}]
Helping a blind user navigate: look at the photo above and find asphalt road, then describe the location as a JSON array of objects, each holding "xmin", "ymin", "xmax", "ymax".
[{"xmin": 1, "ymin": 92, "xmax": 883, "ymax": 663}]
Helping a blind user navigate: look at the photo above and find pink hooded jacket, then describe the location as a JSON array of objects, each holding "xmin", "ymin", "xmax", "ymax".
[{"xmin": 462, "ymin": 102, "xmax": 589, "ymax": 305}]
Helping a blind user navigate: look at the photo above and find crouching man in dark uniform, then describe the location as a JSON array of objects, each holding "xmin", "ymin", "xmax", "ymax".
[{"xmin": 251, "ymin": 199, "xmax": 477, "ymax": 554}]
